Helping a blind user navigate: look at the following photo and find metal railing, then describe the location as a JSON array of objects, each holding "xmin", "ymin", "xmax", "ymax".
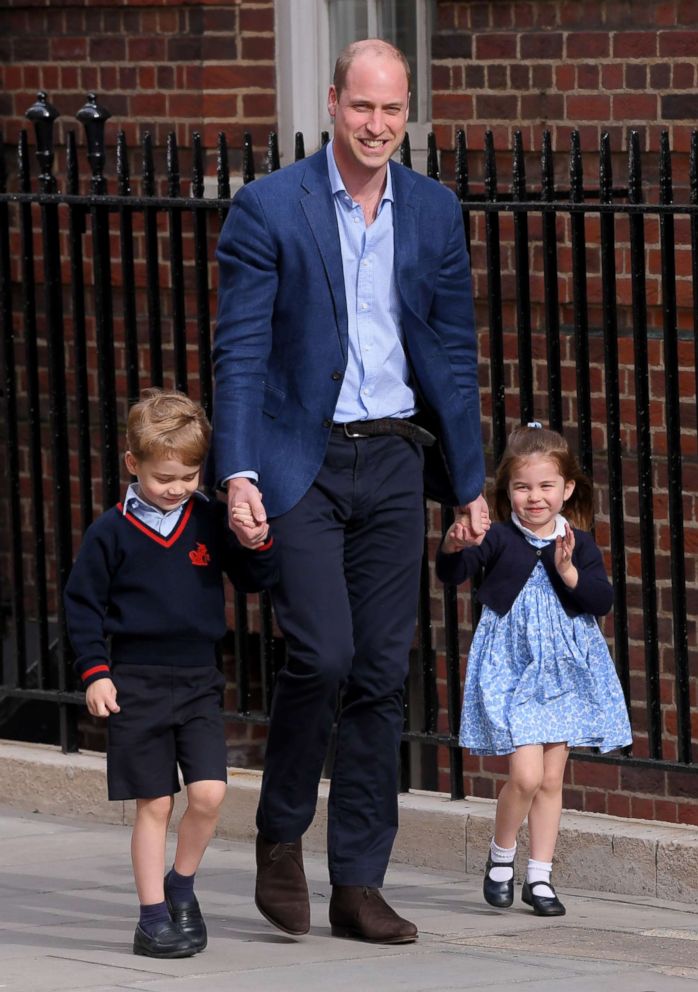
[{"xmin": 1, "ymin": 92, "xmax": 696, "ymax": 796}]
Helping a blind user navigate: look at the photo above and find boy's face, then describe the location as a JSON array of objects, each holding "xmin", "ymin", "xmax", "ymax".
[{"xmin": 124, "ymin": 451, "xmax": 202, "ymax": 512}]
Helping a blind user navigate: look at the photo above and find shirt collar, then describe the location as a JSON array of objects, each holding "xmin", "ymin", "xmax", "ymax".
[
  {"xmin": 326, "ymin": 139, "xmax": 394, "ymax": 204},
  {"xmin": 511, "ymin": 511, "xmax": 567, "ymax": 544},
  {"xmin": 122, "ymin": 483, "xmax": 207, "ymax": 516}
]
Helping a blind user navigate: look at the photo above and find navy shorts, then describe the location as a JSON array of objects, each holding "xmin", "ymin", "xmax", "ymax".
[{"xmin": 106, "ymin": 664, "xmax": 227, "ymax": 801}]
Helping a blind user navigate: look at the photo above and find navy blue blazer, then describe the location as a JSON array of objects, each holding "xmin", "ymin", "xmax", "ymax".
[
  {"xmin": 212, "ymin": 148, "xmax": 484, "ymax": 518},
  {"xmin": 435, "ymin": 520, "xmax": 614, "ymax": 618}
]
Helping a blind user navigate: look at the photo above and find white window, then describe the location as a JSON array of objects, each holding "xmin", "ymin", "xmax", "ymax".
[{"xmin": 275, "ymin": 0, "xmax": 434, "ymax": 166}]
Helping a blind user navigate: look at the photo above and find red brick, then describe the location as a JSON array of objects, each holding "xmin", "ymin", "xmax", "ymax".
[
  {"xmin": 432, "ymin": 93, "xmax": 475, "ymax": 120},
  {"xmin": 566, "ymin": 95, "xmax": 611, "ymax": 121},
  {"xmin": 241, "ymin": 92, "xmax": 276, "ymax": 119},
  {"xmin": 612, "ymin": 32, "xmax": 658, "ymax": 58},
  {"xmin": 476, "ymin": 93, "xmax": 519, "ymax": 119},
  {"xmin": 566, "ymin": 32, "xmax": 610, "ymax": 59},
  {"xmin": 520, "ymin": 32, "xmax": 563, "ymax": 59},
  {"xmin": 240, "ymin": 6, "xmax": 274, "ymax": 32},
  {"xmin": 613, "ymin": 94, "xmax": 658, "ymax": 121},
  {"xmin": 50, "ymin": 36, "xmax": 88, "ymax": 61},
  {"xmin": 241, "ymin": 35, "xmax": 275, "ymax": 61},
  {"xmin": 90, "ymin": 37, "xmax": 127, "ymax": 61},
  {"xmin": 673, "ymin": 62, "xmax": 696, "ymax": 88},
  {"xmin": 474, "ymin": 33, "xmax": 517, "ymax": 59},
  {"xmin": 659, "ymin": 30, "xmax": 698, "ymax": 56}
]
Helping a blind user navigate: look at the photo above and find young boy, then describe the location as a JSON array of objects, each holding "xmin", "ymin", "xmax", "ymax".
[{"xmin": 64, "ymin": 389, "xmax": 277, "ymax": 958}]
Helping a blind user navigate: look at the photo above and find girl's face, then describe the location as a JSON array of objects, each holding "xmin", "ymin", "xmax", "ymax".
[{"xmin": 507, "ymin": 454, "xmax": 575, "ymax": 536}]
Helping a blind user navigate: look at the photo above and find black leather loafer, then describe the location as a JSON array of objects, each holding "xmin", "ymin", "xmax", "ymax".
[
  {"xmin": 133, "ymin": 920, "xmax": 195, "ymax": 958},
  {"xmin": 483, "ymin": 856, "xmax": 514, "ymax": 908},
  {"xmin": 165, "ymin": 890, "xmax": 207, "ymax": 952},
  {"xmin": 522, "ymin": 879, "xmax": 566, "ymax": 916}
]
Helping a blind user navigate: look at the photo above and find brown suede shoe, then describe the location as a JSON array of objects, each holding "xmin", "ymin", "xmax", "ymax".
[
  {"xmin": 255, "ymin": 834, "xmax": 310, "ymax": 935},
  {"xmin": 329, "ymin": 885, "xmax": 418, "ymax": 944}
]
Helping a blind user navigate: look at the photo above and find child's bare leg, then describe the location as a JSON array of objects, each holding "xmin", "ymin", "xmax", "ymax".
[
  {"xmin": 493, "ymin": 744, "xmax": 545, "ymax": 847},
  {"xmin": 527, "ymin": 742, "xmax": 569, "ymax": 861},
  {"xmin": 172, "ymin": 780, "xmax": 227, "ymax": 875},
  {"xmin": 131, "ymin": 795, "xmax": 174, "ymax": 904}
]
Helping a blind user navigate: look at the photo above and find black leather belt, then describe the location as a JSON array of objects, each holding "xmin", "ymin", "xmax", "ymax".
[{"xmin": 332, "ymin": 418, "xmax": 436, "ymax": 447}]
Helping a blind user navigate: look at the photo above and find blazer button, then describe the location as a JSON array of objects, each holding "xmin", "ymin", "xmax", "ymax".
[
  {"xmin": 331, "ymin": 371, "xmax": 342, "ymax": 381},
  {"xmin": 323, "ymin": 418, "xmax": 332, "ymax": 428},
  {"xmin": 536, "ymin": 549, "xmax": 542, "ymax": 557}
]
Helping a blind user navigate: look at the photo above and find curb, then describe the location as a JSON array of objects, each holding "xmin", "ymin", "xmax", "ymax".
[{"xmin": 1, "ymin": 739, "xmax": 696, "ymax": 904}]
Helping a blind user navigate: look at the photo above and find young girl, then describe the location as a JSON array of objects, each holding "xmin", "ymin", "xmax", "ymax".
[{"xmin": 436, "ymin": 423, "xmax": 631, "ymax": 917}]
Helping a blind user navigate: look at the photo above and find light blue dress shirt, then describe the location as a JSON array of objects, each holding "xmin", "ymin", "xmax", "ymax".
[
  {"xmin": 123, "ymin": 483, "xmax": 207, "ymax": 537},
  {"xmin": 326, "ymin": 141, "xmax": 416, "ymax": 423}
]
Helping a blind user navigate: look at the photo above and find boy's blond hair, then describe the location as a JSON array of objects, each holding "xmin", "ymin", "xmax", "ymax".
[{"xmin": 126, "ymin": 388, "xmax": 211, "ymax": 466}]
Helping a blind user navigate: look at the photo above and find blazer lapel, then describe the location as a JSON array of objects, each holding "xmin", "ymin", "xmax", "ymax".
[
  {"xmin": 300, "ymin": 153, "xmax": 348, "ymax": 359},
  {"xmin": 390, "ymin": 161, "xmax": 420, "ymax": 299}
]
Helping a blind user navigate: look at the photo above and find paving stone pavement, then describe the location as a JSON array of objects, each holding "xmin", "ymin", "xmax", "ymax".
[{"xmin": 1, "ymin": 805, "xmax": 697, "ymax": 992}]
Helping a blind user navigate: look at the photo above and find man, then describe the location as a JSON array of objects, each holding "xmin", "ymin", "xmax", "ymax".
[{"xmin": 213, "ymin": 39, "xmax": 487, "ymax": 943}]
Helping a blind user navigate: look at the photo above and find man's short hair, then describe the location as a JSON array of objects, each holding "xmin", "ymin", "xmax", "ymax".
[
  {"xmin": 333, "ymin": 38, "xmax": 411, "ymax": 97},
  {"xmin": 126, "ymin": 388, "xmax": 211, "ymax": 465}
]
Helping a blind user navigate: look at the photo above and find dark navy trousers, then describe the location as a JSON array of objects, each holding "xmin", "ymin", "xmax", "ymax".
[{"xmin": 256, "ymin": 431, "xmax": 425, "ymax": 887}]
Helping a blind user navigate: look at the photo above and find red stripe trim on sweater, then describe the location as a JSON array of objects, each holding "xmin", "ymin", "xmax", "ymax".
[
  {"xmin": 256, "ymin": 536, "xmax": 274, "ymax": 552},
  {"xmin": 81, "ymin": 664, "xmax": 111, "ymax": 681},
  {"xmin": 117, "ymin": 498, "xmax": 195, "ymax": 547}
]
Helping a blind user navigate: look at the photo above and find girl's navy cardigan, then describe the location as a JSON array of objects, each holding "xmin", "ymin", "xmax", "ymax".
[
  {"xmin": 435, "ymin": 519, "xmax": 613, "ymax": 618},
  {"xmin": 64, "ymin": 496, "xmax": 278, "ymax": 688}
]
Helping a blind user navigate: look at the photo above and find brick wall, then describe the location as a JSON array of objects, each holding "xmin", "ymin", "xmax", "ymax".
[
  {"xmin": 0, "ymin": 0, "xmax": 278, "ymax": 176},
  {"xmin": 1, "ymin": 0, "xmax": 696, "ymax": 821}
]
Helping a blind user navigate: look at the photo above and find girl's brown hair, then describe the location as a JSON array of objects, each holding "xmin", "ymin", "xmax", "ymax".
[
  {"xmin": 492, "ymin": 424, "xmax": 594, "ymax": 530},
  {"xmin": 126, "ymin": 388, "xmax": 211, "ymax": 465}
]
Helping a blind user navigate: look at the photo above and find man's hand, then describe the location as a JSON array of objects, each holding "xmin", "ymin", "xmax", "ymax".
[
  {"xmin": 227, "ymin": 477, "xmax": 269, "ymax": 548},
  {"xmin": 85, "ymin": 678, "xmax": 120, "ymax": 718},
  {"xmin": 445, "ymin": 494, "xmax": 491, "ymax": 551}
]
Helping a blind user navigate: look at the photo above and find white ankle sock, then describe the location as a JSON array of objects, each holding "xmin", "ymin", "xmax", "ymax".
[
  {"xmin": 489, "ymin": 839, "xmax": 516, "ymax": 883},
  {"xmin": 527, "ymin": 858, "xmax": 554, "ymax": 898}
]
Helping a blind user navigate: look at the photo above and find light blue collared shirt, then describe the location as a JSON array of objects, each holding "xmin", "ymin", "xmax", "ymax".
[
  {"xmin": 123, "ymin": 483, "xmax": 207, "ymax": 537},
  {"xmin": 326, "ymin": 141, "xmax": 416, "ymax": 422}
]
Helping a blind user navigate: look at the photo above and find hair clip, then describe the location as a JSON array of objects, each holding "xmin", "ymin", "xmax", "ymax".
[{"xmin": 527, "ymin": 421, "xmax": 543, "ymax": 429}]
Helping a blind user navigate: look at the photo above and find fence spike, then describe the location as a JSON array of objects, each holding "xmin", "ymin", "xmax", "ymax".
[
  {"xmin": 599, "ymin": 131, "xmax": 613, "ymax": 204},
  {"xmin": 17, "ymin": 129, "xmax": 30, "ymax": 193},
  {"xmin": 541, "ymin": 129, "xmax": 554, "ymax": 201},
  {"xmin": 76, "ymin": 92, "xmax": 111, "ymax": 195},
  {"xmin": 321, "ymin": 130, "xmax": 330, "ymax": 146},
  {"xmin": 217, "ymin": 131, "xmax": 230, "ymax": 201},
  {"xmin": 690, "ymin": 130, "xmax": 698, "ymax": 205},
  {"xmin": 192, "ymin": 132, "xmax": 204, "ymax": 199},
  {"xmin": 0, "ymin": 132, "xmax": 6, "ymax": 195},
  {"xmin": 266, "ymin": 131, "xmax": 280, "ymax": 173},
  {"xmin": 167, "ymin": 132, "xmax": 180, "ymax": 198},
  {"xmin": 512, "ymin": 129, "xmax": 526, "ymax": 199},
  {"xmin": 294, "ymin": 131, "xmax": 305, "ymax": 162},
  {"xmin": 484, "ymin": 130, "xmax": 498, "ymax": 201},
  {"xmin": 569, "ymin": 130, "xmax": 584, "ymax": 203},
  {"xmin": 659, "ymin": 130, "xmax": 673, "ymax": 206},
  {"xmin": 455, "ymin": 129, "xmax": 468, "ymax": 201},
  {"xmin": 427, "ymin": 131, "xmax": 439, "ymax": 181},
  {"xmin": 66, "ymin": 130, "xmax": 79, "ymax": 195},
  {"xmin": 116, "ymin": 129, "xmax": 131, "ymax": 196},
  {"xmin": 142, "ymin": 132, "xmax": 155, "ymax": 197},
  {"xmin": 627, "ymin": 130, "xmax": 642, "ymax": 204},
  {"xmin": 400, "ymin": 131, "xmax": 412, "ymax": 169},
  {"xmin": 25, "ymin": 91, "xmax": 59, "ymax": 193},
  {"xmin": 243, "ymin": 131, "xmax": 256, "ymax": 183}
]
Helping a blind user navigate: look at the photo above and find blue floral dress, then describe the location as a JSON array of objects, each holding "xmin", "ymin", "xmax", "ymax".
[{"xmin": 459, "ymin": 520, "xmax": 632, "ymax": 756}]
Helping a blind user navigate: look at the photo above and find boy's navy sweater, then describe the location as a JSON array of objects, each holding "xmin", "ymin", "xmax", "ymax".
[
  {"xmin": 64, "ymin": 496, "xmax": 278, "ymax": 688},
  {"xmin": 435, "ymin": 519, "xmax": 613, "ymax": 618}
]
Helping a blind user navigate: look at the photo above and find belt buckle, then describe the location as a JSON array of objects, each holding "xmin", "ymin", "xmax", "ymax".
[{"xmin": 343, "ymin": 423, "xmax": 368, "ymax": 438}]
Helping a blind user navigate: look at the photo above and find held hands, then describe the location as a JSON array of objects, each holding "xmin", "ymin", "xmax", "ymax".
[
  {"xmin": 555, "ymin": 523, "xmax": 579, "ymax": 588},
  {"xmin": 85, "ymin": 678, "xmax": 120, "ymax": 718},
  {"xmin": 442, "ymin": 494, "xmax": 491, "ymax": 553},
  {"xmin": 228, "ymin": 477, "xmax": 269, "ymax": 548}
]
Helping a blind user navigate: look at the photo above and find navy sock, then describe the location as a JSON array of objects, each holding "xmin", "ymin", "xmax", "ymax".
[
  {"xmin": 165, "ymin": 866, "xmax": 196, "ymax": 905},
  {"xmin": 138, "ymin": 900, "xmax": 170, "ymax": 936}
]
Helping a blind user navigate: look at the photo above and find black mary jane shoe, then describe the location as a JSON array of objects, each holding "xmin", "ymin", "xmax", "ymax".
[
  {"xmin": 165, "ymin": 890, "xmax": 208, "ymax": 952},
  {"xmin": 483, "ymin": 856, "xmax": 514, "ymax": 908},
  {"xmin": 521, "ymin": 879, "xmax": 566, "ymax": 917},
  {"xmin": 133, "ymin": 920, "xmax": 196, "ymax": 958}
]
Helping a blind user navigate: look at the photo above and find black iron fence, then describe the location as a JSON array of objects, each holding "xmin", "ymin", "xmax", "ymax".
[{"xmin": 1, "ymin": 92, "xmax": 697, "ymax": 800}]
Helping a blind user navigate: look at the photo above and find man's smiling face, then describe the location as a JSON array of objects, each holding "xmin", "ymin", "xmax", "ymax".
[{"xmin": 328, "ymin": 51, "xmax": 409, "ymax": 181}]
